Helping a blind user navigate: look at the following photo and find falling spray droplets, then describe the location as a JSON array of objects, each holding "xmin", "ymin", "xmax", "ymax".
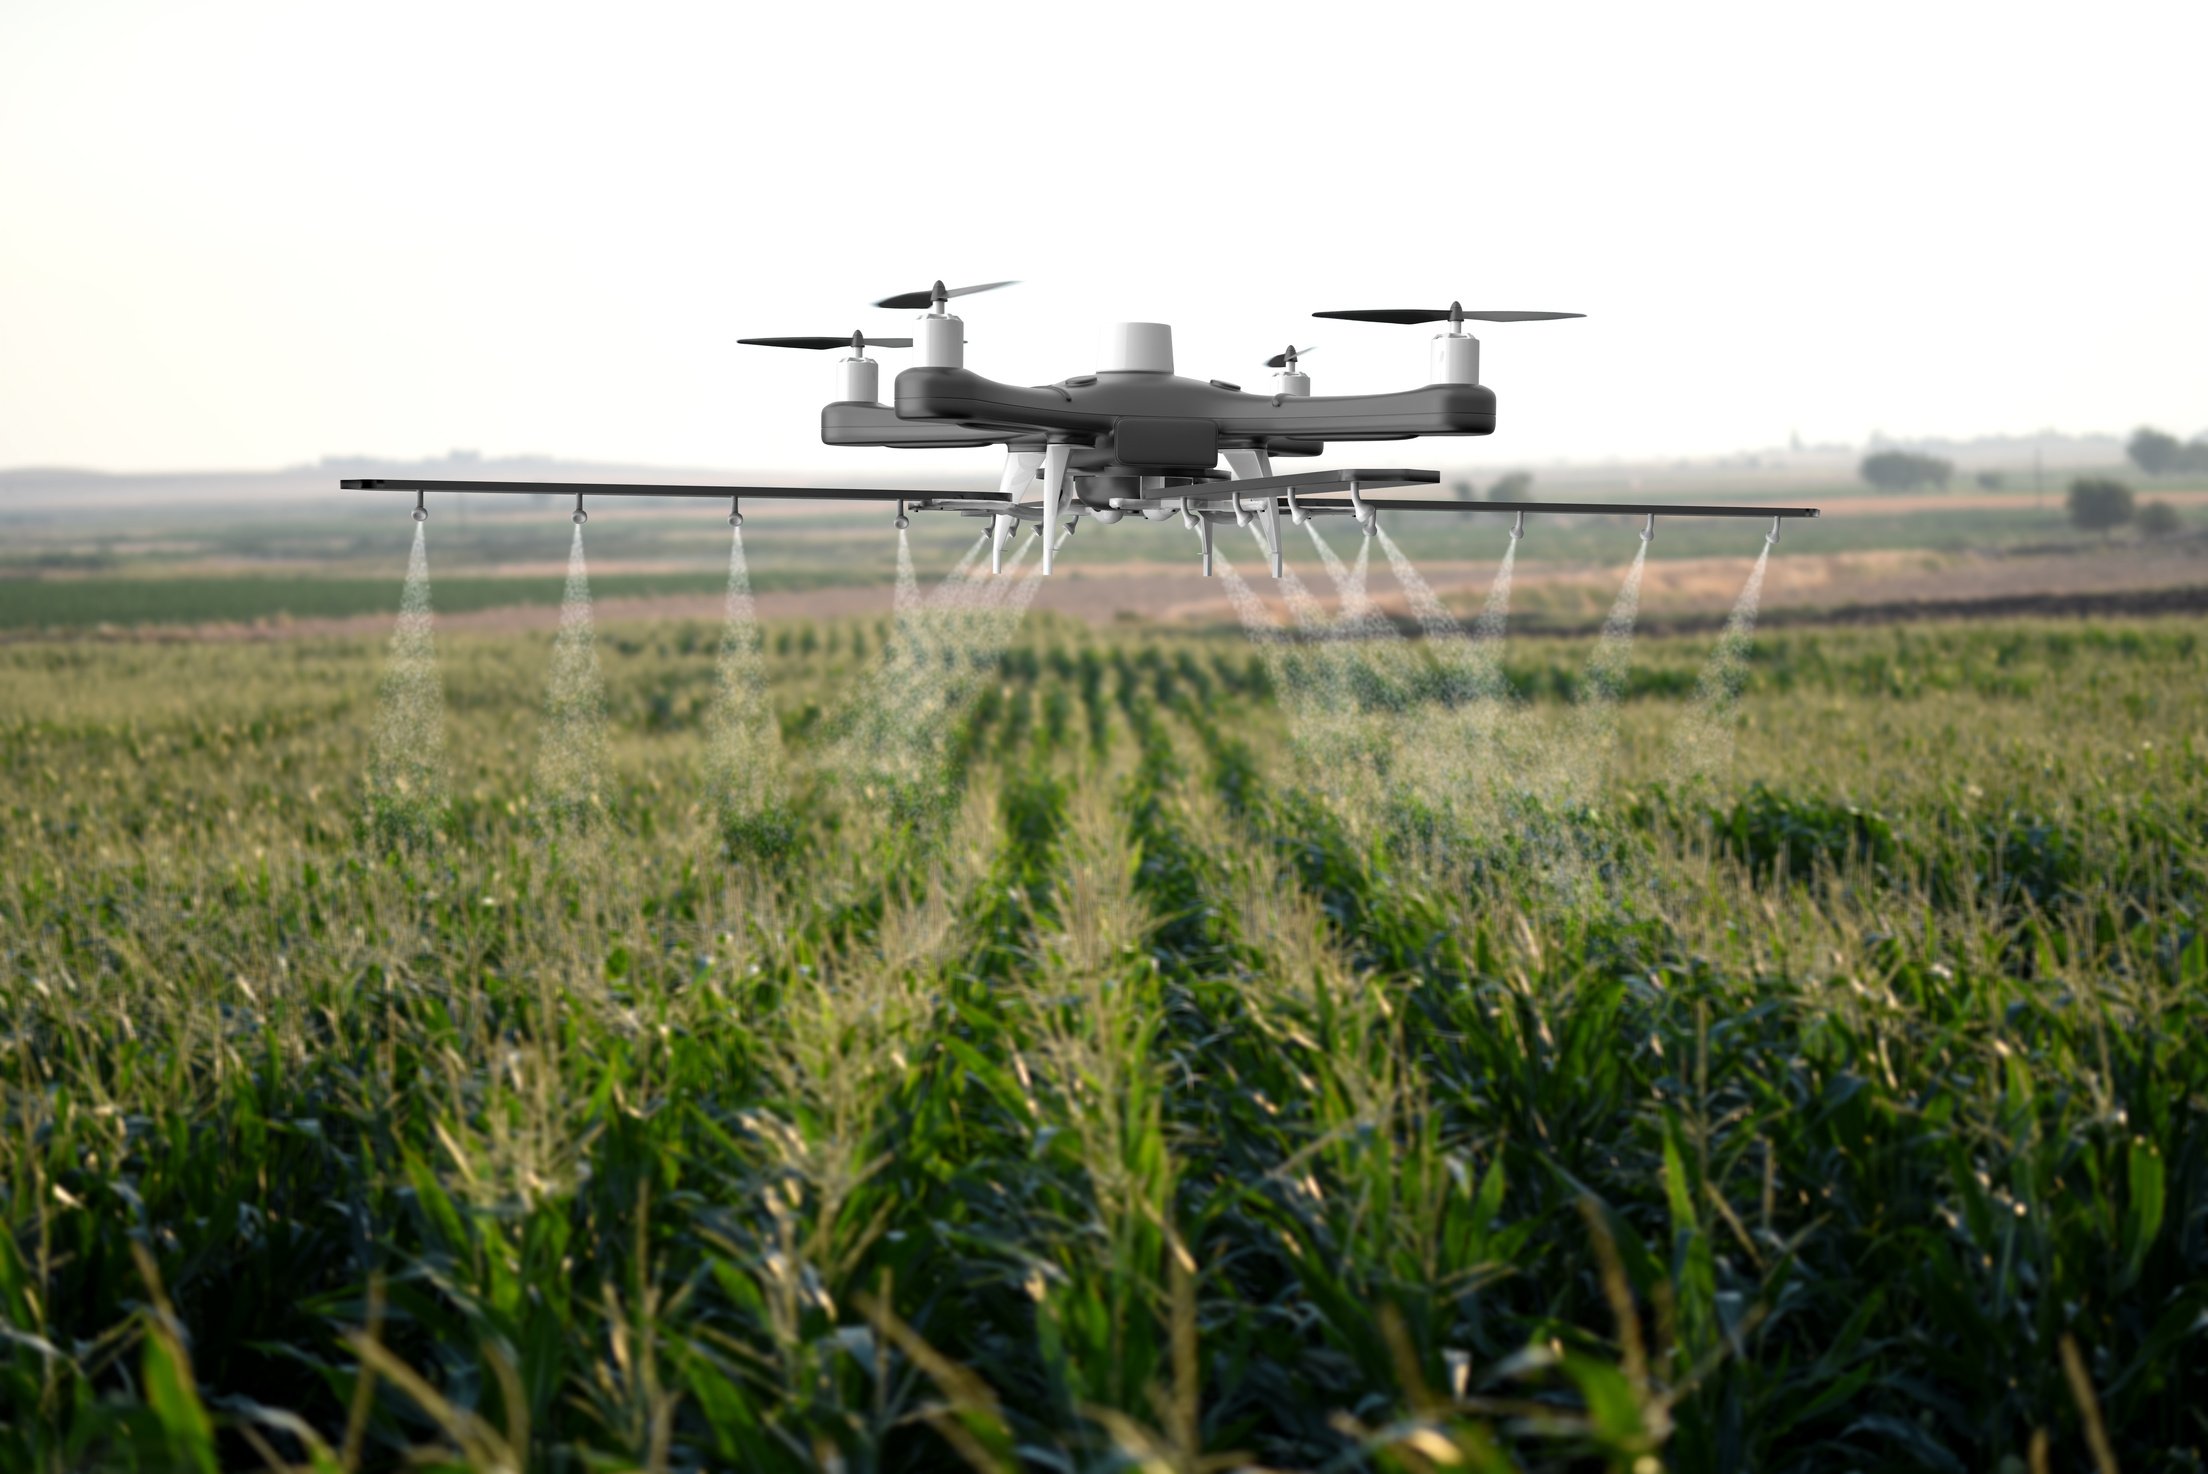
[
  {"xmin": 840, "ymin": 531, "xmax": 1054, "ymax": 822},
  {"xmin": 1379, "ymin": 524, "xmax": 1516, "ymax": 714},
  {"xmin": 1471, "ymin": 537, "xmax": 1517, "ymax": 664},
  {"xmin": 366, "ymin": 521, "xmax": 449, "ymax": 843},
  {"xmin": 1306, "ymin": 523, "xmax": 1415, "ymax": 703},
  {"xmin": 1583, "ymin": 540, "xmax": 1649, "ymax": 709},
  {"xmin": 706, "ymin": 523, "xmax": 786, "ymax": 849},
  {"xmin": 1671, "ymin": 540, "xmax": 1771, "ymax": 785},
  {"xmin": 1217, "ymin": 550, "xmax": 1286, "ymax": 663},
  {"xmin": 533, "ymin": 523, "xmax": 610, "ymax": 835},
  {"xmin": 1556, "ymin": 539, "xmax": 1650, "ymax": 803}
]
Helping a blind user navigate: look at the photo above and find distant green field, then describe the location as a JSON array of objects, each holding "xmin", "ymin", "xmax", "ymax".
[
  {"xmin": 0, "ymin": 508, "xmax": 2138, "ymax": 634},
  {"xmin": 2, "ymin": 484, "xmax": 2164, "ymax": 574},
  {"xmin": 0, "ymin": 570, "xmax": 833, "ymax": 629}
]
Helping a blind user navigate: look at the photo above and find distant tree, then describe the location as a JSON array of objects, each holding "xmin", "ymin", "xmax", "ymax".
[
  {"xmin": 1449, "ymin": 478, "xmax": 1475, "ymax": 502},
  {"xmin": 1489, "ymin": 471, "xmax": 1534, "ymax": 500},
  {"xmin": 2067, "ymin": 477, "xmax": 2135, "ymax": 536},
  {"xmin": 1860, "ymin": 451, "xmax": 1953, "ymax": 492},
  {"xmin": 1975, "ymin": 471, "xmax": 2005, "ymax": 490},
  {"xmin": 2128, "ymin": 426, "xmax": 2183, "ymax": 475},
  {"xmin": 2137, "ymin": 499, "xmax": 2183, "ymax": 538}
]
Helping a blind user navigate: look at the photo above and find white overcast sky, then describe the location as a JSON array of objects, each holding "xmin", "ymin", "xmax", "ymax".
[{"xmin": 2, "ymin": 0, "xmax": 2202, "ymax": 476}]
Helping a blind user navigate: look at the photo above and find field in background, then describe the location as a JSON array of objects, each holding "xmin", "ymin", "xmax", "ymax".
[
  {"xmin": 5, "ymin": 457, "xmax": 2207, "ymax": 632},
  {"xmin": 3, "ymin": 608, "xmax": 2204, "ymax": 1470}
]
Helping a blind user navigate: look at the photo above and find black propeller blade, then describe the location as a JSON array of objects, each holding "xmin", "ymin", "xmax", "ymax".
[
  {"xmin": 738, "ymin": 334, "xmax": 914, "ymax": 351},
  {"xmin": 873, "ymin": 279, "xmax": 1019, "ymax": 310},
  {"xmin": 1265, "ymin": 345, "xmax": 1317, "ymax": 369},
  {"xmin": 1314, "ymin": 303, "xmax": 1584, "ymax": 325}
]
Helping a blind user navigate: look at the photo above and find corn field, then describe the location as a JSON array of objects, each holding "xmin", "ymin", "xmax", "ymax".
[{"xmin": 2, "ymin": 610, "xmax": 2205, "ymax": 1471}]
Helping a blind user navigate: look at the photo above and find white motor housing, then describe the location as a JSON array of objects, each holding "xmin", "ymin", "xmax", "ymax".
[
  {"xmin": 919, "ymin": 313, "xmax": 964, "ymax": 369},
  {"xmin": 1101, "ymin": 322, "xmax": 1174, "ymax": 374},
  {"xmin": 1273, "ymin": 369, "xmax": 1311, "ymax": 396},
  {"xmin": 1430, "ymin": 332, "xmax": 1479, "ymax": 385},
  {"xmin": 838, "ymin": 355, "xmax": 879, "ymax": 404}
]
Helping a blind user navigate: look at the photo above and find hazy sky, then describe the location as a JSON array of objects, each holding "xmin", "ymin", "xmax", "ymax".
[{"xmin": 3, "ymin": 1, "xmax": 2202, "ymax": 477}]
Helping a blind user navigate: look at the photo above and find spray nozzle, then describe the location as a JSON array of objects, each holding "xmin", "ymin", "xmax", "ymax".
[
  {"xmin": 1510, "ymin": 511, "xmax": 1526, "ymax": 542},
  {"xmin": 1766, "ymin": 516, "xmax": 1781, "ymax": 546},
  {"xmin": 894, "ymin": 498, "xmax": 909, "ymax": 532},
  {"xmin": 572, "ymin": 492, "xmax": 588, "ymax": 526},
  {"xmin": 412, "ymin": 489, "xmax": 428, "ymax": 523},
  {"xmin": 729, "ymin": 496, "xmax": 744, "ymax": 529},
  {"xmin": 1346, "ymin": 480, "xmax": 1371, "ymax": 533},
  {"xmin": 1640, "ymin": 513, "xmax": 1656, "ymax": 543}
]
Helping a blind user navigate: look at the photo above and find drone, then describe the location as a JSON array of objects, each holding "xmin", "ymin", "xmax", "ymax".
[{"xmin": 343, "ymin": 281, "xmax": 1817, "ymax": 577}]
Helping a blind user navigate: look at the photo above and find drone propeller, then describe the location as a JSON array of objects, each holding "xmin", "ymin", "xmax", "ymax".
[
  {"xmin": 738, "ymin": 331, "xmax": 914, "ymax": 351},
  {"xmin": 1313, "ymin": 302, "xmax": 1584, "ymax": 326},
  {"xmin": 873, "ymin": 279, "xmax": 1019, "ymax": 311},
  {"xmin": 1265, "ymin": 345, "xmax": 1317, "ymax": 370}
]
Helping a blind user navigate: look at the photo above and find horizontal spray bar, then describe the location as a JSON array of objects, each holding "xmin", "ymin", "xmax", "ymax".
[
  {"xmin": 342, "ymin": 478, "xmax": 1012, "ymax": 504},
  {"xmin": 1290, "ymin": 496, "xmax": 1821, "ymax": 520},
  {"xmin": 344, "ymin": 477, "xmax": 1818, "ymax": 523}
]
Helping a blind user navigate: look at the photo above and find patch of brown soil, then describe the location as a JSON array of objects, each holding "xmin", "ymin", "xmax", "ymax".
[
  {"xmin": 1814, "ymin": 488, "xmax": 2208, "ymax": 516},
  {"xmin": 25, "ymin": 545, "xmax": 2208, "ymax": 644}
]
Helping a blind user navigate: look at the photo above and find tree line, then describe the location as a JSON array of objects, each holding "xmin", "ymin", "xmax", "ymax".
[
  {"xmin": 1857, "ymin": 427, "xmax": 2205, "ymax": 496},
  {"xmin": 2066, "ymin": 478, "xmax": 2184, "ymax": 538},
  {"xmin": 2127, "ymin": 426, "xmax": 2208, "ymax": 476},
  {"xmin": 1851, "ymin": 426, "xmax": 2199, "ymax": 537}
]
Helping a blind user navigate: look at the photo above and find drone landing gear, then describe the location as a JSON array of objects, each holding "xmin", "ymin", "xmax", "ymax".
[
  {"xmin": 992, "ymin": 449, "xmax": 1042, "ymax": 575},
  {"xmin": 1039, "ymin": 444, "xmax": 1073, "ymax": 574},
  {"xmin": 1222, "ymin": 448, "xmax": 1285, "ymax": 578}
]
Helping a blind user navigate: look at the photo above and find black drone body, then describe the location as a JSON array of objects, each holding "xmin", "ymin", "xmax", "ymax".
[
  {"xmin": 346, "ymin": 282, "xmax": 1816, "ymax": 576},
  {"xmin": 826, "ymin": 370, "xmax": 1495, "ymax": 462}
]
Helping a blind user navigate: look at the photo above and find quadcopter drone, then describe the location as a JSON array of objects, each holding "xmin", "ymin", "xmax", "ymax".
[{"xmin": 344, "ymin": 281, "xmax": 1817, "ymax": 576}]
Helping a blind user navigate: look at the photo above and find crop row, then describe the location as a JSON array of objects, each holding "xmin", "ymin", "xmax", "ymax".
[{"xmin": 1, "ymin": 615, "xmax": 2205, "ymax": 1470}]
